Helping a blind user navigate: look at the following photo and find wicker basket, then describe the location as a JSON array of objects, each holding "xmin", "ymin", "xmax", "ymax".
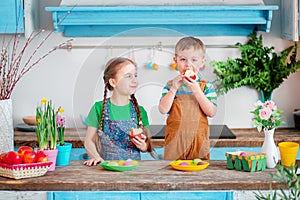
[
  {"xmin": 0, "ymin": 162, "xmax": 52, "ymax": 179},
  {"xmin": 226, "ymin": 152, "xmax": 266, "ymax": 172}
]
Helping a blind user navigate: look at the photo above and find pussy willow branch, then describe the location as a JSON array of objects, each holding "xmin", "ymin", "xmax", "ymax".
[{"xmin": 0, "ymin": 7, "xmax": 75, "ymax": 100}]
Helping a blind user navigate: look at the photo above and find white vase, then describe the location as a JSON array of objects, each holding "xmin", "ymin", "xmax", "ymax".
[
  {"xmin": 0, "ymin": 99, "xmax": 14, "ymax": 154},
  {"xmin": 261, "ymin": 128, "xmax": 279, "ymax": 168}
]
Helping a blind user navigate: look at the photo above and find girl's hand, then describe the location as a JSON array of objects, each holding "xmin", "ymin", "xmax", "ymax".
[
  {"xmin": 131, "ymin": 134, "xmax": 147, "ymax": 152},
  {"xmin": 83, "ymin": 158, "xmax": 104, "ymax": 166}
]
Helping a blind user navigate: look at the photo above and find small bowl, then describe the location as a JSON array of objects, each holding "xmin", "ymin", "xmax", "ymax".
[{"xmin": 22, "ymin": 116, "xmax": 36, "ymax": 126}]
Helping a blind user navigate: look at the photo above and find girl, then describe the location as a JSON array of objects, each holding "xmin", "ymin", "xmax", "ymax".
[{"xmin": 84, "ymin": 57, "xmax": 154, "ymax": 166}]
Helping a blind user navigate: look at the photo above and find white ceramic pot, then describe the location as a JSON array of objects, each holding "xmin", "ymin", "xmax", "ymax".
[
  {"xmin": 261, "ymin": 128, "xmax": 279, "ymax": 168},
  {"xmin": 0, "ymin": 99, "xmax": 14, "ymax": 154}
]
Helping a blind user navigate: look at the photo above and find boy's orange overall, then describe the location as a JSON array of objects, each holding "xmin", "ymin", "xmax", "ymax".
[{"xmin": 164, "ymin": 80, "xmax": 210, "ymax": 160}]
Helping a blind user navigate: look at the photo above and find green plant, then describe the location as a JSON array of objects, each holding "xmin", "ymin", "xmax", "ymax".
[
  {"xmin": 36, "ymin": 98, "xmax": 60, "ymax": 150},
  {"xmin": 56, "ymin": 106, "xmax": 66, "ymax": 146},
  {"xmin": 254, "ymin": 164, "xmax": 300, "ymax": 200},
  {"xmin": 211, "ymin": 31, "xmax": 300, "ymax": 98}
]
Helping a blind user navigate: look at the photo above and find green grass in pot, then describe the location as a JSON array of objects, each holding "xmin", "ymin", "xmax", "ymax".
[{"xmin": 36, "ymin": 98, "xmax": 59, "ymax": 150}]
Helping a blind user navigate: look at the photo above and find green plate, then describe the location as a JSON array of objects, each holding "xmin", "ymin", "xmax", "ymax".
[{"xmin": 100, "ymin": 161, "xmax": 139, "ymax": 172}]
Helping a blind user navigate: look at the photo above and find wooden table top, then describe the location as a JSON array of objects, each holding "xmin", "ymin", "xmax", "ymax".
[
  {"xmin": 14, "ymin": 127, "xmax": 300, "ymax": 148},
  {"xmin": 0, "ymin": 160, "xmax": 286, "ymax": 191}
]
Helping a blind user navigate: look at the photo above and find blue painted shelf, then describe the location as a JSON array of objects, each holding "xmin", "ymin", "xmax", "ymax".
[
  {"xmin": 45, "ymin": 5, "xmax": 278, "ymax": 37},
  {"xmin": 0, "ymin": 0, "xmax": 24, "ymax": 34}
]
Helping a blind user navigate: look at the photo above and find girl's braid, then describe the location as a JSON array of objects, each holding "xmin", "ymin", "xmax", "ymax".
[
  {"xmin": 130, "ymin": 94, "xmax": 142, "ymax": 126},
  {"xmin": 99, "ymin": 84, "xmax": 108, "ymax": 130},
  {"xmin": 130, "ymin": 94, "xmax": 155, "ymax": 155}
]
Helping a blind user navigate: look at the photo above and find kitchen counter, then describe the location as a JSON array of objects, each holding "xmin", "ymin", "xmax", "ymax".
[
  {"xmin": 0, "ymin": 160, "xmax": 286, "ymax": 191},
  {"xmin": 14, "ymin": 127, "xmax": 300, "ymax": 148}
]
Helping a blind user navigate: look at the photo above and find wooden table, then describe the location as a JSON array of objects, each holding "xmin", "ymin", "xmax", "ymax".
[
  {"xmin": 0, "ymin": 160, "xmax": 286, "ymax": 191},
  {"xmin": 14, "ymin": 128, "xmax": 300, "ymax": 148}
]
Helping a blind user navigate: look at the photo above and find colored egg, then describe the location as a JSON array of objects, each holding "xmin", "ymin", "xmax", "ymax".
[
  {"xmin": 118, "ymin": 160, "xmax": 125, "ymax": 166},
  {"xmin": 147, "ymin": 62, "xmax": 153, "ymax": 69},
  {"xmin": 239, "ymin": 152, "xmax": 247, "ymax": 156},
  {"xmin": 179, "ymin": 162, "xmax": 189, "ymax": 166},
  {"xmin": 107, "ymin": 161, "xmax": 118, "ymax": 166},
  {"xmin": 152, "ymin": 63, "xmax": 158, "ymax": 70},
  {"xmin": 170, "ymin": 63, "xmax": 177, "ymax": 70},
  {"xmin": 197, "ymin": 161, "xmax": 206, "ymax": 165},
  {"xmin": 192, "ymin": 158, "xmax": 202, "ymax": 165},
  {"xmin": 123, "ymin": 161, "xmax": 134, "ymax": 166}
]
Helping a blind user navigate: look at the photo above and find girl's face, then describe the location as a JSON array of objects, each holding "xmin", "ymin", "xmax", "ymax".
[
  {"xmin": 174, "ymin": 47, "xmax": 205, "ymax": 74},
  {"xmin": 109, "ymin": 62, "xmax": 138, "ymax": 96}
]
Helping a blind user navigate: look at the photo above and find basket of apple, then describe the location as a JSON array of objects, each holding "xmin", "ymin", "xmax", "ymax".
[{"xmin": 0, "ymin": 146, "xmax": 52, "ymax": 179}]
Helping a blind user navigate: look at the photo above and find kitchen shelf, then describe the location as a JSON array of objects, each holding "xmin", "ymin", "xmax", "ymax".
[{"xmin": 45, "ymin": 5, "xmax": 278, "ymax": 37}]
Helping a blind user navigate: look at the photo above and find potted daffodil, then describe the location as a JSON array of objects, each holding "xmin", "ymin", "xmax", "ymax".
[{"xmin": 35, "ymin": 98, "xmax": 61, "ymax": 171}]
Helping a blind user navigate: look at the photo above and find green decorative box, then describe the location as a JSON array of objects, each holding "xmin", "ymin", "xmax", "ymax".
[{"xmin": 226, "ymin": 152, "xmax": 267, "ymax": 172}]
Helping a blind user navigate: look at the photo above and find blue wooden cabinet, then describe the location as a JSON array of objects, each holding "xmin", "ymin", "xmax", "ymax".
[
  {"xmin": 45, "ymin": 5, "xmax": 278, "ymax": 37},
  {"xmin": 0, "ymin": 0, "xmax": 24, "ymax": 34},
  {"xmin": 281, "ymin": 0, "xmax": 299, "ymax": 41},
  {"xmin": 47, "ymin": 191, "xmax": 233, "ymax": 200}
]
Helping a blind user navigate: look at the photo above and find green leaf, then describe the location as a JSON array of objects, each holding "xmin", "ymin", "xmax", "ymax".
[{"xmin": 210, "ymin": 31, "xmax": 300, "ymax": 96}]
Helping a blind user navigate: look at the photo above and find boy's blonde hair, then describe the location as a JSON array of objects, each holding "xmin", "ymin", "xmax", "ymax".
[{"xmin": 175, "ymin": 36, "xmax": 206, "ymax": 57}]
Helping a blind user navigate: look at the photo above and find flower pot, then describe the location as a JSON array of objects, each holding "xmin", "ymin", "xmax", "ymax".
[
  {"xmin": 43, "ymin": 149, "xmax": 58, "ymax": 171},
  {"xmin": 56, "ymin": 142, "xmax": 72, "ymax": 166},
  {"xmin": 0, "ymin": 99, "xmax": 14, "ymax": 154},
  {"xmin": 260, "ymin": 128, "xmax": 279, "ymax": 168},
  {"xmin": 278, "ymin": 142, "xmax": 299, "ymax": 167}
]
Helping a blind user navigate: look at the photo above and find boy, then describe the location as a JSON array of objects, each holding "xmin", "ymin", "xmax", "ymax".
[{"xmin": 159, "ymin": 37, "xmax": 217, "ymax": 160}]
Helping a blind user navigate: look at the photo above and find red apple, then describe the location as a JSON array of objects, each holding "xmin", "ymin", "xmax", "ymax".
[
  {"xmin": 0, "ymin": 153, "xmax": 7, "ymax": 163},
  {"xmin": 23, "ymin": 150, "xmax": 37, "ymax": 163},
  {"xmin": 18, "ymin": 146, "xmax": 33, "ymax": 156},
  {"xmin": 36, "ymin": 150, "xmax": 48, "ymax": 162},
  {"xmin": 184, "ymin": 69, "xmax": 198, "ymax": 81},
  {"xmin": 5, "ymin": 151, "xmax": 23, "ymax": 165}
]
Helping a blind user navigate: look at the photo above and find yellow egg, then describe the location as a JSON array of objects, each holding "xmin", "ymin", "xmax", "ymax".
[
  {"xmin": 171, "ymin": 63, "xmax": 177, "ymax": 70},
  {"xmin": 152, "ymin": 63, "xmax": 158, "ymax": 70},
  {"xmin": 118, "ymin": 160, "xmax": 125, "ymax": 166}
]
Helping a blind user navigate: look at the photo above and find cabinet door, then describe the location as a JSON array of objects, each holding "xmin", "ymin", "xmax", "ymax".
[
  {"xmin": 281, "ymin": 0, "xmax": 298, "ymax": 41},
  {"xmin": 0, "ymin": 0, "xmax": 24, "ymax": 33}
]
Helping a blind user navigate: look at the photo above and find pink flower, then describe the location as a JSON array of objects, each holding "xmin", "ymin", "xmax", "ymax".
[
  {"xmin": 259, "ymin": 107, "xmax": 272, "ymax": 120},
  {"xmin": 253, "ymin": 100, "xmax": 263, "ymax": 109},
  {"xmin": 264, "ymin": 100, "xmax": 276, "ymax": 110},
  {"xmin": 270, "ymin": 118, "xmax": 275, "ymax": 123},
  {"xmin": 56, "ymin": 115, "xmax": 66, "ymax": 127}
]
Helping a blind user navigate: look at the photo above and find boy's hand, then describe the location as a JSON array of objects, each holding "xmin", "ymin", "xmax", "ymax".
[
  {"xmin": 171, "ymin": 75, "xmax": 183, "ymax": 91},
  {"xmin": 183, "ymin": 77, "xmax": 202, "ymax": 94}
]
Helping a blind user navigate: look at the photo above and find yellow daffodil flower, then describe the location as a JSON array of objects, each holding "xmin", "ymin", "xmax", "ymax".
[
  {"xmin": 41, "ymin": 98, "xmax": 47, "ymax": 104},
  {"xmin": 58, "ymin": 106, "xmax": 64, "ymax": 114}
]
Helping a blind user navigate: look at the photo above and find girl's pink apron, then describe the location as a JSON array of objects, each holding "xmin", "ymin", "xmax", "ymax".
[{"xmin": 164, "ymin": 80, "xmax": 210, "ymax": 160}]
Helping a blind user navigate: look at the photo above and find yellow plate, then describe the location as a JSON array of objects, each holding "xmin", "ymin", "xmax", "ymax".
[{"xmin": 170, "ymin": 160, "xmax": 209, "ymax": 171}]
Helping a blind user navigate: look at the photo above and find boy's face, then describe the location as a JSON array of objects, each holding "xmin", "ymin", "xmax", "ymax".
[{"xmin": 174, "ymin": 47, "xmax": 205, "ymax": 74}]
